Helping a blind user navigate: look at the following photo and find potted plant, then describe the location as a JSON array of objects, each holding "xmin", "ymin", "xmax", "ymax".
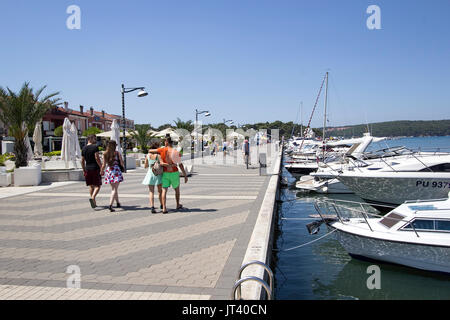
[{"xmin": 0, "ymin": 82, "xmax": 60, "ymax": 186}]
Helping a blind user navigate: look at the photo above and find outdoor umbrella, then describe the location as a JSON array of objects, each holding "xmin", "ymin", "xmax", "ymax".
[
  {"xmin": 70, "ymin": 122, "xmax": 81, "ymax": 159},
  {"xmin": 96, "ymin": 130, "xmax": 131, "ymax": 139},
  {"xmin": 227, "ymin": 131, "xmax": 245, "ymax": 140},
  {"xmin": 33, "ymin": 122, "xmax": 43, "ymax": 157},
  {"xmin": 61, "ymin": 118, "xmax": 73, "ymax": 162},
  {"xmin": 110, "ymin": 119, "xmax": 122, "ymax": 154},
  {"xmin": 155, "ymin": 128, "xmax": 180, "ymax": 141}
]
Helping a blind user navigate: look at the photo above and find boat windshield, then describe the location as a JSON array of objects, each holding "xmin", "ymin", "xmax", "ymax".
[
  {"xmin": 419, "ymin": 163, "xmax": 450, "ymax": 173},
  {"xmin": 363, "ymin": 146, "xmax": 414, "ymax": 159},
  {"xmin": 403, "ymin": 219, "xmax": 450, "ymax": 232}
]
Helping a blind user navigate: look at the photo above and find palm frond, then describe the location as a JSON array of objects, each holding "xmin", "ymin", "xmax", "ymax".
[{"xmin": 0, "ymin": 83, "xmax": 60, "ymax": 167}]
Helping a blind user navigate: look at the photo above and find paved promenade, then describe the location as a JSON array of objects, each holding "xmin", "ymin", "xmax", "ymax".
[{"xmin": 0, "ymin": 149, "xmax": 278, "ymax": 300}]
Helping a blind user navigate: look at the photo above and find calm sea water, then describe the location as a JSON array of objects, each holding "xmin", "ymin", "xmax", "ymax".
[{"xmin": 273, "ymin": 136, "xmax": 450, "ymax": 300}]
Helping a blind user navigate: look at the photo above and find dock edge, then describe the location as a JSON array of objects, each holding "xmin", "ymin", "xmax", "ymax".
[{"xmin": 238, "ymin": 145, "xmax": 283, "ymax": 300}]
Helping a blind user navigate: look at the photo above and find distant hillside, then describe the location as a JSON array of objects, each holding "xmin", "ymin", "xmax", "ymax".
[{"xmin": 324, "ymin": 120, "xmax": 450, "ymax": 138}]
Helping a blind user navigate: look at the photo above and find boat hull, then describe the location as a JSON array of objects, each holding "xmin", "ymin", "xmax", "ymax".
[
  {"xmin": 296, "ymin": 178, "xmax": 353, "ymax": 194},
  {"xmin": 334, "ymin": 228, "xmax": 450, "ymax": 274},
  {"xmin": 285, "ymin": 165, "xmax": 317, "ymax": 175},
  {"xmin": 337, "ymin": 173, "xmax": 450, "ymax": 206}
]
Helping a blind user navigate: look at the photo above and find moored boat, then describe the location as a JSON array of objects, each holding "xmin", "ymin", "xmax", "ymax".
[{"xmin": 311, "ymin": 195, "xmax": 450, "ymax": 274}]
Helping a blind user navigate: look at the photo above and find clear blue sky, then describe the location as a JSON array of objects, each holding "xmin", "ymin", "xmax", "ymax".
[{"xmin": 1, "ymin": 0, "xmax": 449, "ymax": 128}]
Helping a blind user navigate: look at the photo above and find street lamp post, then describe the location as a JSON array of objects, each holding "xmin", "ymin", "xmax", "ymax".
[
  {"xmin": 121, "ymin": 84, "xmax": 148, "ymax": 172},
  {"xmin": 195, "ymin": 109, "xmax": 211, "ymax": 158}
]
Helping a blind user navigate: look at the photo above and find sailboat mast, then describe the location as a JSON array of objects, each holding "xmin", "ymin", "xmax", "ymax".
[
  {"xmin": 323, "ymin": 72, "xmax": 329, "ymax": 155},
  {"xmin": 300, "ymin": 101, "xmax": 303, "ymax": 138}
]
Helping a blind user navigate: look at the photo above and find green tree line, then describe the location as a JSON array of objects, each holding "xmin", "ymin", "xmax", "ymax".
[
  {"xmin": 137, "ymin": 119, "xmax": 450, "ymax": 140},
  {"xmin": 325, "ymin": 120, "xmax": 450, "ymax": 138}
]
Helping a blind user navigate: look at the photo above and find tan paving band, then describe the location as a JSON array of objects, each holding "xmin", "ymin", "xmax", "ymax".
[
  {"xmin": 0, "ymin": 284, "xmax": 210, "ymax": 300},
  {"xmin": 26, "ymin": 193, "xmax": 257, "ymax": 200}
]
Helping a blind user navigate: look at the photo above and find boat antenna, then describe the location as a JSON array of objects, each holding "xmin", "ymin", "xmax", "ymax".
[
  {"xmin": 323, "ymin": 71, "xmax": 329, "ymax": 158},
  {"xmin": 300, "ymin": 101, "xmax": 303, "ymax": 138},
  {"xmin": 299, "ymin": 73, "xmax": 327, "ymax": 151}
]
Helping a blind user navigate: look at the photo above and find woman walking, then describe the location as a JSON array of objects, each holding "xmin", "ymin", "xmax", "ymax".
[
  {"xmin": 142, "ymin": 141, "xmax": 163, "ymax": 213},
  {"xmin": 101, "ymin": 141, "xmax": 124, "ymax": 212}
]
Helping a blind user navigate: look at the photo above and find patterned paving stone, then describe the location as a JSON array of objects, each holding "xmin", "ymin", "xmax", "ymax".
[{"xmin": 0, "ymin": 152, "xmax": 276, "ymax": 299}]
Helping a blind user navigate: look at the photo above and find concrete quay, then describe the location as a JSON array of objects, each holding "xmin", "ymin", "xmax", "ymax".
[{"xmin": 0, "ymin": 146, "xmax": 282, "ymax": 300}]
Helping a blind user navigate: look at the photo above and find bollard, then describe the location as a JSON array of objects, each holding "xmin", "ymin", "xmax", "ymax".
[{"xmin": 259, "ymin": 153, "xmax": 267, "ymax": 176}]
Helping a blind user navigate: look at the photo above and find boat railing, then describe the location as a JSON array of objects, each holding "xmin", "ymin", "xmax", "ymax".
[
  {"xmin": 403, "ymin": 197, "xmax": 449, "ymax": 204},
  {"xmin": 314, "ymin": 199, "xmax": 421, "ymax": 238},
  {"xmin": 345, "ymin": 157, "xmax": 370, "ymax": 173},
  {"xmin": 378, "ymin": 157, "xmax": 398, "ymax": 172},
  {"xmin": 364, "ymin": 146, "xmax": 450, "ymax": 160},
  {"xmin": 414, "ymin": 147, "xmax": 450, "ymax": 156},
  {"xmin": 360, "ymin": 147, "xmax": 450, "ymax": 173}
]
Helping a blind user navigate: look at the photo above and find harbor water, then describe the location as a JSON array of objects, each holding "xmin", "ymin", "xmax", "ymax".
[{"xmin": 273, "ymin": 136, "xmax": 450, "ymax": 300}]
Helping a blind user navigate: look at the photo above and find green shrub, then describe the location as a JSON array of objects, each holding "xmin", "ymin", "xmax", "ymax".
[
  {"xmin": 0, "ymin": 153, "xmax": 15, "ymax": 166},
  {"xmin": 54, "ymin": 125, "xmax": 63, "ymax": 137},
  {"xmin": 82, "ymin": 127, "xmax": 103, "ymax": 137},
  {"xmin": 44, "ymin": 151, "xmax": 61, "ymax": 157}
]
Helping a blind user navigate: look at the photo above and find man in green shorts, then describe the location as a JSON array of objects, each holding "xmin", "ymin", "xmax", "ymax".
[{"xmin": 149, "ymin": 137, "xmax": 188, "ymax": 213}]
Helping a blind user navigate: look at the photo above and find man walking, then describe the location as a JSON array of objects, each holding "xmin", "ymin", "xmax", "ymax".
[
  {"xmin": 149, "ymin": 137, "xmax": 188, "ymax": 213},
  {"xmin": 243, "ymin": 137, "xmax": 250, "ymax": 169},
  {"xmin": 81, "ymin": 134, "xmax": 103, "ymax": 208}
]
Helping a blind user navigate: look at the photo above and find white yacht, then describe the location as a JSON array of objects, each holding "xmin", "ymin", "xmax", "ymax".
[
  {"xmin": 336, "ymin": 153, "xmax": 450, "ymax": 207},
  {"xmin": 286, "ymin": 136, "xmax": 374, "ymax": 176},
  {"xmin": 311, "ymin": 195, "xmax": 450, "ymax": 274},
  {"xmin": 295, "ymin": 134, "xmax": 387, "ymax": 192}
]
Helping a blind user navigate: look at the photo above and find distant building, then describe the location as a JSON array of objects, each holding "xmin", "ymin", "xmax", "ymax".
[{"xmin": 42, "ymin": 103, "xmax": 134, "ymax": 137}]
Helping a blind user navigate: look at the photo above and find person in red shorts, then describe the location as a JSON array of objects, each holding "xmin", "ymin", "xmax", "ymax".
[{"xmin": 81, "ymin": 135, "xmax": 103, "ymax": 209}]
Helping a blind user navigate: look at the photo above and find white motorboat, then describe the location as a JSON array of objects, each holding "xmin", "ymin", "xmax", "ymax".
[
  {"xmin": 336, "ymin": 154, "xmax": 450, "ymax": 208},
  {"xmin": 296, "ymin": 176, "xmax": 352, "ymax": 193},
  {"xmin": 286, "ymin": 134, "xmax": 383, "ymax": 176},
  {"xmin": 285, "ymin": 160, "xmax": 320, "ymax": 176},
  {"xmin": 311, "ymin": 195, "xmax": 450, "ymax": 274},
  {"xmin": 295, "ymin": 133, "xmax": 387, "ymax": 191}
]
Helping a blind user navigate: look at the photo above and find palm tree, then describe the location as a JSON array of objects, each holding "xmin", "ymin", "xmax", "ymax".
[
  {"xmin": 130, "ymin": 124, "xmax": 154, "ymax": 154},
  {"xmin": 0, "ymin": 82, "xmax": 60, "ymax": 168},
  {"xmin": 173, "ymin": 118, "xmax": 194, "ymax": 132}
]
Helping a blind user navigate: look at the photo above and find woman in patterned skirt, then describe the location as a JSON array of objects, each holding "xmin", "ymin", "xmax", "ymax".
[
  {"xmin": 142, "ymin": 141, "xmax": 163, "ymax": 213},
  {"xmin": 101, "ymin": 140, "xmax": 125, "ymax": 212}
]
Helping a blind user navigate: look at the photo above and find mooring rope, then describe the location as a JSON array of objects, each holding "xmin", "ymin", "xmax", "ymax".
[{"xmin": 273, "ymin": 229, "xmax": 337, "ymax": 252}]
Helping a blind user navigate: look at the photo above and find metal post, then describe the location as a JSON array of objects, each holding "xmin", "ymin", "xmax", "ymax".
[
  {"xmin": 359, "ymin": 203, "xmax": 374, "ymax": 232},
  {"xmin": 121, "ymin": 84, "xmax": 127, "ymax": 173},
  {"xmin": 194, "ymin": 110, "xmax": 198, "ymax": 160}
]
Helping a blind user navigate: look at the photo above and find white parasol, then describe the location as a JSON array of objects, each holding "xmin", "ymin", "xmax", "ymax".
[
  {"xmin": 70, "ymin": 122, "xmax": 81, "ymax": 159},
  {"xmin": 32, "ymin": 122, "xmax": 43, "ymax": 157},
  {"xmin": 227, "ymin": 131, "xmax": 245, "ymax": 140},
  {"xmin": 155, "ymin": 128, "xmax": 180, "ymax": 141},
  {"xmin": 61, "ymin": 118, "xmax": 73, "ymax": 162},
  {"xmin": 110, "ymin": 119, "xmax": 122, "ymax": 154},
  {"xmin": 96, "ymin": 130, "xmax": 132, "ymax": 138}
]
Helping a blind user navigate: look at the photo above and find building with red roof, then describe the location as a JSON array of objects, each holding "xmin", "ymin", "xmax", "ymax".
[{"xmin": 41, "ymin": 102, "xmax": 134, "ymax": 137}]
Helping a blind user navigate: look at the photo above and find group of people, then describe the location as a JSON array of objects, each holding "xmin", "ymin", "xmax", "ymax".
[{"xmin": 81, "ymin": 135, "xmax": 188, "ymax": 214}]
